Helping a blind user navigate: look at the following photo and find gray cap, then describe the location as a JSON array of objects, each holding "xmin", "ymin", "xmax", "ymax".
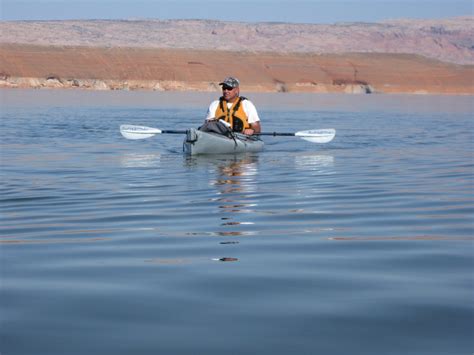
[{"xmin": 219, "ymin": 76, "xmax": 240, "ymax": 88}]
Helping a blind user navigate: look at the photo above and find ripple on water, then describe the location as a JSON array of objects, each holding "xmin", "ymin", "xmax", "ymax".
[{"xmin": 1, "ymin": 93, "xmax": 473, "ymax": 355}]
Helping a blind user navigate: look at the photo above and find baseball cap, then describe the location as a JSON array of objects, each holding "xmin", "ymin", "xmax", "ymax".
[{"xmin": 219, "ymin": 77, "xmax": 240, "ymax": 88}]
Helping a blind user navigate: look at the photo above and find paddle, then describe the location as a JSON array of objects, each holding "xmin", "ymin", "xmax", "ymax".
[{"xmin": 120, "ymin": 124, "xmax": 336, "ymax": 143}]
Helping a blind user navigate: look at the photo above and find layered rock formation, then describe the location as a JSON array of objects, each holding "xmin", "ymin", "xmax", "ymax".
[{"xmin": 1, "ymin": 18, "xmax": 473, "ymax": 94}]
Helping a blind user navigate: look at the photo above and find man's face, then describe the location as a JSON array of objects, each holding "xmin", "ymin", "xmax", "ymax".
[{"xmin": 222, "ymin": 85, "xmax": 239, "ymax": 102}]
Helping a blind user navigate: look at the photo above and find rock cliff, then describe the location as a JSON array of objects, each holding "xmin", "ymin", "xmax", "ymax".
[
  {"xmin": 1, "ymin": 17, "xmax": 472, "ymax": 64},
  {"xmin": 1, "ymin": 18, "xmax": 473, "ymax": 94}
]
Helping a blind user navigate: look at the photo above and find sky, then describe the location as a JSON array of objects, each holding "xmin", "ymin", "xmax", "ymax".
[{"xmin": 1, "ymin": 0, "xmax": 473, "ymax": 23}]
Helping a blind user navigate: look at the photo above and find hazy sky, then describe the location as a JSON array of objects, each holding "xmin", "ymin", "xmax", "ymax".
[{"xmin": 1, "ymin": 0, "xmax": 473, "ymax": 23}]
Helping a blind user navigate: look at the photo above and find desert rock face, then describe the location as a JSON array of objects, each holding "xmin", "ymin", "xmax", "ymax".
[
  {"xmin": 1, "ymin": 17, "xmax": 473, "ymax": 64},
  {"xmin": 1, "ymin": 18, "xmax": 473, "ymax": 94}
]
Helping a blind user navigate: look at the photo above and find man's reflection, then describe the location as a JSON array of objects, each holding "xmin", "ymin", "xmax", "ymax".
[{"xmin": 186, "ymin": 154, "xmax": 259, "ymax": 237}]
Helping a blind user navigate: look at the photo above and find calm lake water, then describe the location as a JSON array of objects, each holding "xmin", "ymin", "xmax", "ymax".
[{"xmin": 1, "ymin": 89, "xmax": 473, "ymax": 355}]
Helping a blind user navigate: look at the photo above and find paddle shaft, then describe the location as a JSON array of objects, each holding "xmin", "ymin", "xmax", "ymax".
[
  {"xmin": 165, "ymin": 130, "xmax": 297, "ymax": 137},
  {"xmin": 162, "ymin": 130, "xmax": 295, "ymax": 136},
  {"xmin": 257, "ymin": 132, "xmax": 295, "ymax": 137},
  {"xmin": 161, "ymin": 130, "xmax": 188, "ymax": 134}
]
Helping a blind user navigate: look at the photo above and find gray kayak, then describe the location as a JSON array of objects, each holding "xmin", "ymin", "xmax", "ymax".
[{"xmin": 183, "ymin": 128, "xmax": 264, "ymax": 155}]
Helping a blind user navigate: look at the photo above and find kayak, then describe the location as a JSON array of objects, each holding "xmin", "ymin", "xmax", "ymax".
[{"xmin": 183, "ymin": 128, "xmax": 264, "ymax": 155}]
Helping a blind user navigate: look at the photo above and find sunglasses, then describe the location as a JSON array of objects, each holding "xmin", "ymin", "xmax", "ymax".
[{"xmin": 222, "ymin": 86, "xmax": 235, "ymax": 91}]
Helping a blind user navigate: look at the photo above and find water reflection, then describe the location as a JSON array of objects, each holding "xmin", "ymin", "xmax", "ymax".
[
  {"xmin": 185, "ymin": 154, "xmax": 259, "ymax": 237},
  {"xmin": 119, "ymin": 150, "xmax": 335, "ymax": 239},
  {"xmin": 120, "ymin": 152, "xmax": 162, "ymax": 168},
  {"xmin": 210, "ymin": 156, "xmax": 258, "ymax": 195},
  {"xmin": 293, "ymin": 153, "xmax": 334, "ymax": 174}
]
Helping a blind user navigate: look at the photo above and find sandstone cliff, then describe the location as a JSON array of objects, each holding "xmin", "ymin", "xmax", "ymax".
[{"xmin": 1, "ymin": 18, "xmax": 473, "ymax": 94}]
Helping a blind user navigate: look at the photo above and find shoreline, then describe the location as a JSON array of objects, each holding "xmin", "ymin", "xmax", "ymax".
[
  {"xmin": 1, "ymin": 80, "xmax": 473, "ymax": 96},
  {"xmin": 1, "ymin": 44, "xmax": 473, "ymax": 95}
]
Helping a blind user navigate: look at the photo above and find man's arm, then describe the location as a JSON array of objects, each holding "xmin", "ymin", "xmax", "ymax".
[
  {"xmin": 244, "ymin": 121, "xmax": 261, "ymax": 135},
  {"xmin": 243, "ymin": 100, "xmax": 261, "ymax": 135},
  {"xmin": 205, "ymin": 101, "xmax": 219, "ymax": 120}
]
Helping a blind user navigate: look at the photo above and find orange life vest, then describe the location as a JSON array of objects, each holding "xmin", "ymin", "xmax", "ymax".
[{"xmin": 214, "ymin": 96, "xmax": 250, "ymax": 132}]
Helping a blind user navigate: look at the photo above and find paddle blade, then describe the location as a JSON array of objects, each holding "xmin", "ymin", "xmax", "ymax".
[
  {"xmin": 120, "ymin": 125, "xmax": 162, "ymax": 140},
  {"xmin": 295, "ymin": 129, "xmax": 336, "ymax": 143}
]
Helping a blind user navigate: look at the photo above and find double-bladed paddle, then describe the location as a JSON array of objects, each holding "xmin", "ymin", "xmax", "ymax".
[{"xmin": 120, "ymin": 124, "xmax": 336, "ymax": 144}]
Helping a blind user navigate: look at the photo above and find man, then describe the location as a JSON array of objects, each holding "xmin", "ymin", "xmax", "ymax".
[{"xmin": 205, "ymin": 77, "xmax": 261, "ymax": 135}]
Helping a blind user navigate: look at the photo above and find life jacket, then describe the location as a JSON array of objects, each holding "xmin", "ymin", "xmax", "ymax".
[{"xmin": 214, "ymin": 96, "xmax": 250, "ymax": 132}]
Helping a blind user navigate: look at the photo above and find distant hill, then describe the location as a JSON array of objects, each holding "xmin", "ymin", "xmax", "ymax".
[{"xmin": 1, "ymin": 17, "xmax": 473, "ymax": 65}]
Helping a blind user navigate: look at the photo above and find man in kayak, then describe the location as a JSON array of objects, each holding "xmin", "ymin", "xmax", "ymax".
[{"xmin": 204, "ymin": 76, "xmax": 261, "ymax": 136}]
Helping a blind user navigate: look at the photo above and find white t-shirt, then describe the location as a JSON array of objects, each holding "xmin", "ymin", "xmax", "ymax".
[{"xmin": 205, "ymin": 99, "xmax": 260, "ymax": 124}]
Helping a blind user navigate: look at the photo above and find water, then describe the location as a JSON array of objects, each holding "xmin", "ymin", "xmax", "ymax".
[{"xmin": 1, "ymin": 89, "xmax": 473, "ymax": 355}]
